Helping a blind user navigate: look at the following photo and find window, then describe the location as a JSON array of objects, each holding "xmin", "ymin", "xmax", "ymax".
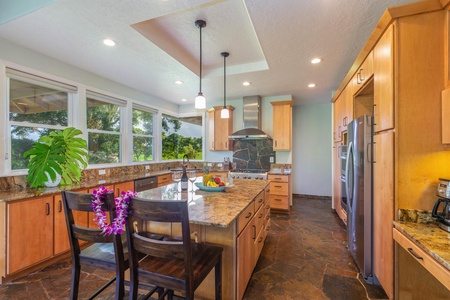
[
  {"xmin": 8, "ymin": 75, "xmax": 73, "ymax": 170},
  {"xmin": 86, "ymin": 92, "xmax": 125, "ymax": 164},
  {"xmin": 161, "ymin": 114, "xmax": 202, "ymax": 160},
  {"xmin": 132, "ymin": 106, "xmax": 155, "ymax": 162}
]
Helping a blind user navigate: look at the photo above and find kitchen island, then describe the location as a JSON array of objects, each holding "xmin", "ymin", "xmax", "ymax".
[{"xmin": 136, "ymin": 179, "xmax": 271, "ymax": 300}]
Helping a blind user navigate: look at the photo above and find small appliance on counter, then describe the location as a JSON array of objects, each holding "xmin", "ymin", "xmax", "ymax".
[{"xmin": 432, "ymin": 178, "xmax": 450, "ymax": 232}]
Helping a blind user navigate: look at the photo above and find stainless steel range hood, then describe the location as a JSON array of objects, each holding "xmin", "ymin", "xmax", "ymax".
[{"xmin": 229, "ymin": 96, "xmax": 271, "ymax": 140}]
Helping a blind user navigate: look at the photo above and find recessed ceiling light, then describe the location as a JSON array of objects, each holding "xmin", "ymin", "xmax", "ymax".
[
  {"xmin": 311, "ymin": 58, "xmax": 321, "ymax": 64},
  {"xmin": 242, "ymin": 81, "xmax": 251, "ymax": 86},
  {"xmin": 308, "ymin": 83, "xmax": 316, "ymax": 88},
  {"xmin": 103, "ymin": 39, "xmax": 116, "ymax": 47},
  {"xmin": 181, "ymin": 98, "xmax": 187, "ymax": 102},
  {"xmin": 175, "ymin": 80, "xmax": 183, "ymax": 85}
]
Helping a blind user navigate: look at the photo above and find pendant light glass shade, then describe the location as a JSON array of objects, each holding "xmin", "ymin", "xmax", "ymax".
[
  {"xmin": 195, "ymin": 20, "xmax": 206, "ymax": 109},
  {"xmin": 221, "ymin": 107, "xmax": 229, "ymax": 118},
  {"xmin": 195, "ymin": 93, "xmax": 206, "ymax": 109},
  {"xmin": 221, "ymin": 51, "xmax": 229, "ymax": 119}
]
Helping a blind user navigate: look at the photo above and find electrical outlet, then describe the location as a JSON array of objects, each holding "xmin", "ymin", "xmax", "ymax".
[
  {"xmin": 270, "ymin": 157, "xmax": 274, "ymax": 163},
  {"xmin": 145, "ymin": 165, "xmax": 150, "ymax": 170},
  {"xmin": 99, "ymin": 169, "xmax": 106, "ymax": 175}
]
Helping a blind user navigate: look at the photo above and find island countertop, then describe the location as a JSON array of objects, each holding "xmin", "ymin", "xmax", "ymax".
[{"xmin": 136, "ymin": 179, "xmax": 270, "ymax": 228}]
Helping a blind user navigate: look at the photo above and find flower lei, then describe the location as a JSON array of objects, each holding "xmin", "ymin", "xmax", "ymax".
[{"xmin": 91, "ymin": 185, "xmax": 137, "ymax": 235}]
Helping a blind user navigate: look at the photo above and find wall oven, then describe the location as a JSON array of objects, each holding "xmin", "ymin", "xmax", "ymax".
[{"xmin": 339, "ymin": 145, "xmax": 348, "ymax": 212}]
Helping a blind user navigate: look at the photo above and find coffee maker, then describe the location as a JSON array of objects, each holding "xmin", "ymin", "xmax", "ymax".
[{"xmin": 432, "ymin": 178, "xmax": 450, "ymax": 232}]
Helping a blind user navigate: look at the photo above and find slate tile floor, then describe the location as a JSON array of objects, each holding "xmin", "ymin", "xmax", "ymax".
[{"xmin": 0, "ymin": 196, "xmax": 388, "ymax": 299}]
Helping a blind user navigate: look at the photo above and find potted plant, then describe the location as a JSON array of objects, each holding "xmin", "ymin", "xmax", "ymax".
[{"xmin": 23, "ymin": 127, "xmax": 88, "ymax": 188}]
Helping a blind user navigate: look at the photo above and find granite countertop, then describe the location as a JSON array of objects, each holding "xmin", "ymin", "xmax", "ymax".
[
  {"xmin": 0, "ymin": 170, "xmax": 173, "ymax": 202},
  {"xmin": 394, "ymin": 221, "xmax": 450, "ymax": 271},
  {"xmin": 136, "ymin": 179, "xmax": 269, "ymax": 228}
]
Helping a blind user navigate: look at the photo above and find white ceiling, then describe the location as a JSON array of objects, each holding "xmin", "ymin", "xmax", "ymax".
[{"xmin": 0, "ymin": 0, "xmax": 420, "ymax": 107}]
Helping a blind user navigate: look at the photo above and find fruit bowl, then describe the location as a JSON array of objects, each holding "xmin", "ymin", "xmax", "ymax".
[{"xmin": 195, "ymin": 182, "xmax": 226, "ymax": 192}]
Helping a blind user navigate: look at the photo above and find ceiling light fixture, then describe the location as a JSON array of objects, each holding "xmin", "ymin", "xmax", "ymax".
[
  {"xmin": 311, "ymin": 58, "xmax": 321, "ymax": 64},
  {"xmin": 221, "ymin": 52, "xmax": 230, "ymax": 119},
  {"xmin": 181, "ymin": 98, "xmax": 187, "ymax": 102},
  {"xmin": 242, "ymin": 81, "xmax": 251, "ymax": 86},
  {"xmin": 103, "ymin": 39, "xmax": 116, "ymax": 47},
  {"xmin": 175, "ymin": 80, "xmax": 183, "ymax": 85},
  {"xmin": 194, "ymin": 20, "xmax": 206, "ymax": 109},
  {"xmin": 308, "ymin": 83, "xmax": 316, "ymax": 88}
]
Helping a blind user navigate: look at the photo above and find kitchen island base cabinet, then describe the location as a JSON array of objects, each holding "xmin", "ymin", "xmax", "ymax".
[{"xmin": 268, "ymin": 174, "xmax": 291, "ymax": 214}]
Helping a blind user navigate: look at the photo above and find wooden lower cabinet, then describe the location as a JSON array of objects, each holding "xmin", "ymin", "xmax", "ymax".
[
  {"xmin": 157, "ymin": 174, "xmax": 172, "ymax": 187},
  {"xmin": 6, "ymin": 181, "xmax": 134, "ymax": 276},
  {"xmin": 54, "ymin": 191, "xmax": 89, "ymax": 255},
  {"xmin": 237, "ymin": 217, "xmax": 256, "ymax": 300},
  {"xmin": 394, "ymin": 229, "xmax": 450, "ymax": 298},
  {"xmin": 7, "ymin": 196, "xmax": 54, "ymax": 274},
  {"xmin": 268, "ymin": 174, "xmax": 291, "ymax": 213}
]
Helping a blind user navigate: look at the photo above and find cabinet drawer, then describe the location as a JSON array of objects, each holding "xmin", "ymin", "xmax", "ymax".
[
  {"xmin": 158, "ymin": 174, "xmax": 172, "ymax": 186},
  {"xmin": 254, "ymin": 204, "xmax": 265, "ymax": 236},
  {"xmin": 268, "ymin": 174, "xmax": 289, "ymax": 182},
  {"xmin": 269, "ymin": 182, "xmax": 288, "ymax": 195},
  {"xmin": 270, "ymin": 195, "xmax": 289, "ymax": 210},
  {"xmin": 237, "ymin": 202, "xmax": 255, "ymax": 234},
  {"xmin": 254, "ymin": 191, "xmax": 265, "ymax": 210},
  {"xmin": 393, "ymin": 228, "xmax": 450, "ymax": 291}
]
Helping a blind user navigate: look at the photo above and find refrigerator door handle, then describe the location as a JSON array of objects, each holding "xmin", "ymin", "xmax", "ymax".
[
  {"xmin": 366, "ymin": 142, "xmax": 373, "ymax": 163},
  {"xmin": 345, "ymin": 142, "xmax": 354, "ymax": 211}
]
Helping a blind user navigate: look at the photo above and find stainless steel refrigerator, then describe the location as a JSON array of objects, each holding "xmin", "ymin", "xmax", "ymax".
[{"xmin": 345, "ymin": 114, "xmax": 376, "ymax": 283}]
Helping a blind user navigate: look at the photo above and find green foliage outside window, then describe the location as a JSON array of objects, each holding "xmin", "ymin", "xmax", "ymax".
[{"xmin": 162, "ymin": 115, "xmax": 202, "ymax": 160}]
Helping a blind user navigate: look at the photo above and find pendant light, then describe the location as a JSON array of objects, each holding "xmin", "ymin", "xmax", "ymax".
[
  {"xmin": 221, "ymin": 52, "xmax": 230, "ymax": 118},
  {"xmin": 195, "ymin": 20, "xmax": 206, "ymax": 109}
]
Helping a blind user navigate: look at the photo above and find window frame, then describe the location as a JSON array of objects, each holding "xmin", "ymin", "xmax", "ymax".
[
  {"xmin": 5, "ymin": 69, "xmax": 76, "ymax": 174},
  {"xmin": 85, "ymin": 90, "xmax": 126, "ymax": 167},
  {"xmin": 131, "ymin": 104, "xmax": 157, "ymax": 164}
]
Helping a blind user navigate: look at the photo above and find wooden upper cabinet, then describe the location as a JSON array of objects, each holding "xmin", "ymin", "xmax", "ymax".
[
  {"xmin": 442, "ymin": 88, "xmax": 450, "ymax": 145},
  {"xmin": 353, "ymin": 50, "xmax": 374, "ymax": 91},
  {"xmin": 374, "ymin": 24, "xmax": 394, "ymax": 133},
  {"xmin": 207, "ymin": 105, "xmax": 234, "ymax": 151},
  {"xmin": 271, "ymin": 100, "xmax": 293, "ymax": 151}
]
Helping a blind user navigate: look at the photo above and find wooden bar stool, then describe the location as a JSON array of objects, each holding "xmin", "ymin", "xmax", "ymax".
[
  {"xmin": 62, "ymin": 190, "xmax": 128, "ymax": 299},
  {"xmin": 126, "ymin": 197, "xmax": 223, "ymax": 300}
]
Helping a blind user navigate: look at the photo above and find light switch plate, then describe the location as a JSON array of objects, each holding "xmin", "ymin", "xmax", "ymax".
[
  {"xmin": 99, "ymin": 169, "xmax": 106, "ymax": 175},
  {"xmin": 270, "ymin": 157, "xmax": 274, "ymax": 163}
]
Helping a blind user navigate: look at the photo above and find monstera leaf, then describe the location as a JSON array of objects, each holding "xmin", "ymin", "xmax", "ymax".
[{"xmin": 23, "ymin": 127, "xmax": 88, "ymax": 188}]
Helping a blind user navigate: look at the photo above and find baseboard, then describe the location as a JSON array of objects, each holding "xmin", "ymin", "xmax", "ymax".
[{"xmin": 293, "ymin": 194, "xmax": 331, "ymax": 201}]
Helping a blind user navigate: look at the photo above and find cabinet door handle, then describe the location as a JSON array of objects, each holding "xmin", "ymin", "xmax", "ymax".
[
  {"xmin": 258, "ymin": 198, "xmax": 263, "ymax": 203},
  {"xmin": 258, "ymin": 213, "xmax": 263, "ymax": 219},
  {"xmin": 407, "ymin": 248, "xmax": 423, "ymax": 260},
  {"xmin": 274, "ymin": 177, "xmax": 282, "ymax": 180},
  {"xmin": 275, "ymin": 140, "xmax": 277, "ymax": 147},
  {"xmin": 274, "ymin": 198, "xmax": 282, "ymax": 201},
  {"xmin": 258, "ymin": 236, "xmax": 263, "ymax": 243},
  {"xmin": 245, "ymin": 212, "xmax": 252, "ymax": 219},
  {"xmin": 46, "ymin": 203, "xmax": 50, "ymax": 215},
  {"xmin": 253, "ymin": 225, "xmax": 256, "ymax": 239},
  {"xmin": 359, "ymin": 68, "xmax": 365, "ymax": 82},
  {"xmin": 225, "ymin": 141, "xmax": 227, "ymax": 148},
  {"xmin": 59, "ymin": 200, "xmax": 62, "ymax": 213},
  {"xmin": 275, "ymin": 185, "xmax": 282, "ymax": 188}
]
